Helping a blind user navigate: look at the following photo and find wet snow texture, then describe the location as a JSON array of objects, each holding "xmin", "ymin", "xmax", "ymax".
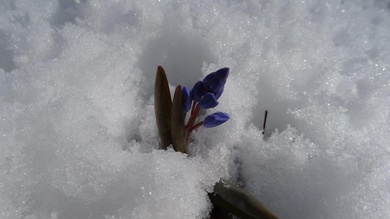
[{"xmin": 1, "ymin": 0, "xmax": 390, "ymax": 218}]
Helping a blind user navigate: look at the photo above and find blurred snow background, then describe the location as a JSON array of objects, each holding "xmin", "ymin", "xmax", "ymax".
[{"xmin": 1, "ymin": 0, "xmax": 390, "ymax": 218}]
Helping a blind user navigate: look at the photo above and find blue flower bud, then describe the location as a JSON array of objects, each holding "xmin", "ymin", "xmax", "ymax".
[
  {"xmin": 204, "ymin": 112, "xmax": 230, "ymax": 128},
  {"xmin": 198, "ymin": 92, "xmax": 218, "ymax": 109},
  {"xmin": 182, "ymin": 86, "xmax": 192, "ymax": 112},
  {"xmin": 202, "ymin": 72, "xmax": 215, "ymax": 88},
  {"xmin": 214, "ymin": 86, "xmax": 224, "ymax": 100},
  {"xmin": 190, "ymin": 81, "xmax": 205, "ymax": 102},
  {"xmin": 203, "ymin": 67, "xmax": 229, "ymax": 99}
]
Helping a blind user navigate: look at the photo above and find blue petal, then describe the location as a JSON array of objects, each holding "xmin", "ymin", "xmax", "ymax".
[
  {"xmin": 204, "ymin": 112, "xmax": 230, "ymax": 128},
  {"xmin": 182, "ymin": 86, "xmax": 192, "ymax": 112},
  {"xmin": 203, "ymin": 68, "xmax": 229, "ymax": 98},
  {"xmin": 214, "ymin": 67, "xmax": 229, "ymax": 80},
  {"xmin": 203, "ymin": 72, "xmax": 215, "ymax": 90},
  {"xmin": 214, "ymin": 86, "xmax": 224, "ymax": 100},
  {"xmin": 190, "ymin": 81, "xmax": 205, "ymax": 102},
  {"xmin": 198, "ymin": 92, "xmax": 218, "ymax": 109}
]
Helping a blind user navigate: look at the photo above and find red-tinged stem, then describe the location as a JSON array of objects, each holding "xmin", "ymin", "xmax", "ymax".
[
  {"xmin": 185, "ymin": 120, "xmax": 204, "ymax": 146},
  {"xmin": 185, "ymin": 103, "xmax": 202, "ymax": 146},
  {"xmin": 186, "ymin": 104, "xmax": 201, "ymax": 129},
  {"xmin": 190, "ymin": 101, "xmax": 196, "ymax": 115},
  {"xmin": 189, "ymin": 121, "xmax": 204, "ymax": 132}
]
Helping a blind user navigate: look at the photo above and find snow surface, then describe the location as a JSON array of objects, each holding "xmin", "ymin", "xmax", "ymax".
[{"xmin": 1, "ymin": 0, "xmax": 390, "ymax": 218}]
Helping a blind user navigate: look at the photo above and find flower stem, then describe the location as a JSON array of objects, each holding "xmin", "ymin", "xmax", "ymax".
[
  {"xmin": 186, "ymin": 103, "xmax": 201, "ymax": 129},
  {"xmin": 185, "ymin": 103, "xmax": 202, "ymax": 146},
  {"xmin": 189, "ymin": 121, "xmax": 204, "ymax": 132},
  {"xmin": 191, "ymin": 101, "xmax": 196, "ymax": 115}
]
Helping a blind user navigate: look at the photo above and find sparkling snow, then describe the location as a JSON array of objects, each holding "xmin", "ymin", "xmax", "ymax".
[{"xmin": 1, "ymin": 0, "xmax": 389, "ymax": 218}]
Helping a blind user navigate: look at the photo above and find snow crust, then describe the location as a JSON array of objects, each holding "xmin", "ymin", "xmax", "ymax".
[{"xmin": 1, "ymin": 0, "xmax": 389, "ymax": 218}]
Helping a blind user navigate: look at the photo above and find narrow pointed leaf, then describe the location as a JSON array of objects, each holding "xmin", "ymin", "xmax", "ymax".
[
  {"xmin": 209, "ymin": 180, "xmax": 279, "ymax": 219},
  {"xmin": 154, "ymin": 66, "xmax": 172, "ymax": 149},
  {"xmin": 171, "ymin": 85, "xmax": 186, "ymax": 153}
]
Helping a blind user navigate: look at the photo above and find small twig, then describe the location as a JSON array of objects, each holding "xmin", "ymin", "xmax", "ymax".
[{"xmin": 262, "ymin": 110, "xmax": 268, "ymax": 135}]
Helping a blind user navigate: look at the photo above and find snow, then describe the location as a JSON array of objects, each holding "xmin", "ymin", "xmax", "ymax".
[{"xmin": 1, "ymin": 0, "xmax": 390, "ymax": 218}]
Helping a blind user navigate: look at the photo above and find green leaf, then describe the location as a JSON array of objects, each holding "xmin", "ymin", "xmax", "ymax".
[
  {"xmin": 154, "ymin": 66, "xmax": 172, "ymax": 149},
  {"xmin": 209, "ymin": 180, "xmax": 279, "ymax": 219},
  {"xmin": 171, "ymin": 85, "xmax": 186, "ymax": 153}
]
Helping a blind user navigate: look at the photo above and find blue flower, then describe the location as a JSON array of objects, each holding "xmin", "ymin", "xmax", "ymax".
[
  {"xmin": 190, "ymin": 67, "xmax": 229, "ymax": 105},
  {"xmin": 190, "ymin": 81, "xmax": 205, "ymax": 102},
  {"xmin": 203, "ymin": 67, "xmax": 229, "ymax": 99},
  {"xmin": 198, "ymin": 92, "xmax": 219, "ymax": 109},
  {"xmin": 204, "ymin": 112, "xmax": 230, "ymax": 128},
  {"xmin": 182, "ymin": 86, "xmax": 192, "ymax": 112}
]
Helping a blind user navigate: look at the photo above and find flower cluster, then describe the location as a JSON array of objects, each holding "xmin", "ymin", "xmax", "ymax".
[
  {"xmin": 154, "ymin": 66, "xmax": 277, "ymax": 219},
  {"xmin": 182, "ymin": 68, "xmax": 230, "ymax": 144},
  {"xmin": 154, "ymin": 66, "xmax": 230, "ymax": 152}
]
